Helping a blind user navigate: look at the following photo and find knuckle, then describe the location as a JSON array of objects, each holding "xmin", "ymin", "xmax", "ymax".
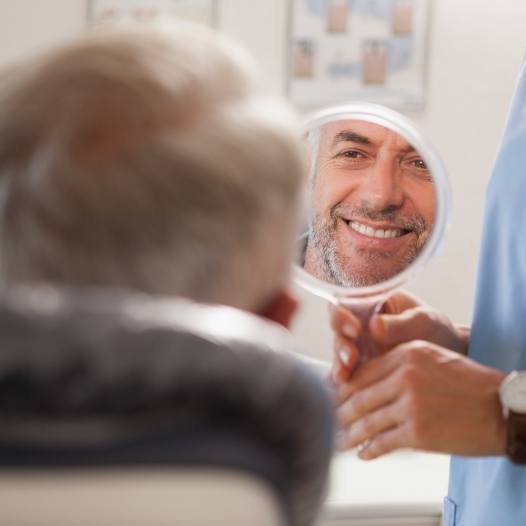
[
  {"xmin": 422, "ymin": 307, "xmax": 441, "ymax": 326},
  {"xmin": 400, "ymin": 364, "xmax": 419, "ymax": 387},
  {"xmin": 401, "ymin": 343, "xmax": 419, "ymax": 362},
  {"xmin": 412, "ymin": 309, "xmax": 429, "ymax": 326},
  {"xmin": 416, "ymin": 306, "xmax": 437, "ymax": 323},
  {"xmin": 350, "ymin": 393, "xmax": 366, "ymax": 416},
  {"xmin": 361, "ymin": 414, "xmax": 375, "ymax": 435},
  {"xmin": 401, "ymin": 340, "xmax": 428, "ymax": 364}
]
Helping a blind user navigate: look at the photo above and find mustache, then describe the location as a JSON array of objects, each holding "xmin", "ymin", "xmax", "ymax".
[{"xmin": 330, "ymin": 203, "xmax": 429, "ymax": 236}]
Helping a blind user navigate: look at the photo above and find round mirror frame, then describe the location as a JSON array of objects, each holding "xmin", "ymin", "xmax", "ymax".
[{"xmin": 293, "ymin": 102, "xmax": 451, "ymax": 302}]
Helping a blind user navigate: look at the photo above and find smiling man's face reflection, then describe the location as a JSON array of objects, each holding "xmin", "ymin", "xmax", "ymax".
[{"xmin": 303, "ymin": 119, "xmax": 436, "ymax": 287}]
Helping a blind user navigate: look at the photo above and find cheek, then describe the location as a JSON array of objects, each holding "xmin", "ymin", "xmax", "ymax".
[
  {"xmin": 406, "ymin": 185, "xmax": 436, "ymax": 226},
  {"xmin": 313, "ymin": 166, "xmax": 359, "ymax": 212}
]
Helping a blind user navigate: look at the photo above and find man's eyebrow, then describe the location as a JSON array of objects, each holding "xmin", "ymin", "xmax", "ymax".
[
  {"xmin": 331, "ymin": 130, "xmax": 371, "ymax": 147},
  {"xmin": 331, "ymin": 129, "xmax": 417, "ymax": 154},
  {"xmin": 400, "ymin": 143, "xmax": 417, "ymax": 154}
]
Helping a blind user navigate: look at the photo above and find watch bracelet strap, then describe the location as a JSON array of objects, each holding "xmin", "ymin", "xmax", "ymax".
[{"xmin": 507, "ymin": 410, "xmax": 526, "ymax": 464}]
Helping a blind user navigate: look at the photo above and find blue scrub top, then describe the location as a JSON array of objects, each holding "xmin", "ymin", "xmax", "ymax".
[{"xmin": 445, "ymin": 58, "xmax": 526, "ymax": 525}]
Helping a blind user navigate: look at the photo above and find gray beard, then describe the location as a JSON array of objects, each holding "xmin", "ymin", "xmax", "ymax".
[{"xmin": 308, "ymin": 204, "xmax": 429, "ymax": 287}]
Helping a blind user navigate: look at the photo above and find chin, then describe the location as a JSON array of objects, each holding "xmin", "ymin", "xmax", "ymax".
[{"xmin": 338, "ymin": 263, "xmax": 410, "ymax": 288}]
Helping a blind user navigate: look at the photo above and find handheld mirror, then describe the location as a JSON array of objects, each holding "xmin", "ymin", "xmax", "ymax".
[{"xmin": 294, "ymin": 103, "xmax": 450, "ymax": 363}]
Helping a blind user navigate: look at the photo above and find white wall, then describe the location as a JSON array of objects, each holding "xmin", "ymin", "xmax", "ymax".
[
  {"xmin": 0, "ymin": 2, "xmax": 85, "ymax": 64},
  {"xmin": 1, "ymin": 0, "xmax": 525, "ymax": 360}
]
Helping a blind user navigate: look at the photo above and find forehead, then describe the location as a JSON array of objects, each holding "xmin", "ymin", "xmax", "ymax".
[{"xmin": 319, "ymin": 119, "xmax": 412, "ymax": 152}]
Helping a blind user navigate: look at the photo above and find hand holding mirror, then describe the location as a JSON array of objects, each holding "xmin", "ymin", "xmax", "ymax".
[{"xmin": 294, "ymin": 103, "xmax": 450, "ymax": 364}]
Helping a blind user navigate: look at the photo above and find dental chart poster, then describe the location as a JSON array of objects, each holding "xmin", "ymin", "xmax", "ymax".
[
  {"xmin": 88, "ymin": 0, "xmax": 217, "ymax": 26},
  {"xmin": 288, "ymin": 0, "xmax": 431, "ymax": 109}
]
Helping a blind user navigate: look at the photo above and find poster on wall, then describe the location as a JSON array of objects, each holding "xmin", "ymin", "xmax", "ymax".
[
  {"xmin": 288, "ymin": 0, "xmax": 431, "ymax": 110},
  {"xmin": 88, "ymin": 0, "xmax": 217, "ymax": 27}
]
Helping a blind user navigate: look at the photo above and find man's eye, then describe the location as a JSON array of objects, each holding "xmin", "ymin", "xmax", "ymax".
[
  {"xmin": 402, "ymin": 156, "xmax": 429, "ymax": 172},
  {"xmin": 411, "ymin": 158, "xmax": 427, "ymax": 170},
  {"xmin": 402, "ymin": 156, "xmax": 433, "ymax": 181},
  {"xmin": 340, "ymin": 150, "xmax": 366, "ymax": 159}
]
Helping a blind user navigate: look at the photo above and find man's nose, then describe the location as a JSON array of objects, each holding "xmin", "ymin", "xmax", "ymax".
[{"xmin": 356, "ymin": 159, "xmax": 404, "ymax": 210}]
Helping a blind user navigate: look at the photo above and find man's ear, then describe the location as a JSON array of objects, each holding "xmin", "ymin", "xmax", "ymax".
[{"xmin": 259, "ymin": 289, "xmax": 299, "ymax": 328}]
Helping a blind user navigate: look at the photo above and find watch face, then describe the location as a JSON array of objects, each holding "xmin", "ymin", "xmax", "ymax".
[{"xmin": 501, "ymin": 372, "xmax": 526, "ymax": 413}]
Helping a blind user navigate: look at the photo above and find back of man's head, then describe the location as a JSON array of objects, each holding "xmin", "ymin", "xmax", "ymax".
[{"xmin": 0, "ymin": 24, "xmax": 304, "ymax": 314}]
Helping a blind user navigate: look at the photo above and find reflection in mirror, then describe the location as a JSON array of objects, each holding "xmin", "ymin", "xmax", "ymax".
[
  {"xmin": 300, "ymin": 118, "xmax": 436, "ymax": 289},
  {"xmin": 294, "ymin": 105, "xmax": 449, "ymax": 364}
]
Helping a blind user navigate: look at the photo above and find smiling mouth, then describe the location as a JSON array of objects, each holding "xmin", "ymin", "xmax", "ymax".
[{"xmin": 345, "ymin": 220, "xmax": 410, "ymax": 239}]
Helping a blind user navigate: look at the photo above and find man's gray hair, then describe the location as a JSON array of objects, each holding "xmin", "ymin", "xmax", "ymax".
[{"xmin": 0, "ymin": 24, "xmax": 305, "ymax": 311}]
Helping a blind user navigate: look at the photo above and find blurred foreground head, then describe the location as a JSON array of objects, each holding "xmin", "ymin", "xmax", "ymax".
[{"xmin": 0, "ymin": 24, "xmax": 304, "ymax": 313}]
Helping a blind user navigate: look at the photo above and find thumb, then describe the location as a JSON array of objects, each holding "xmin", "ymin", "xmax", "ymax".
[
  {"xmin": 381, "ymin": 290, "xmax": 425, "ymax": 315},
  {"xmin": 370, "ymin": 307, "xmax": 428, "ymax": 348}
]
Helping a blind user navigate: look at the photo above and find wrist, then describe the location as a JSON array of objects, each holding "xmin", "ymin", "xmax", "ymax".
[
  {"xmin": 499, "ymin": 371, "xmax": 526, "ymax": 463},
  {"xmin": 490, "ymin": 370, "xmax": 507, "ymax": 455},
  {"xmin": 455, "ymin": 325, "xmax": 471, "ymax": 355}
]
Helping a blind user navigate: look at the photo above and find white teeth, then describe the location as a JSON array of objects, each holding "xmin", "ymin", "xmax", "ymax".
[{"xmin": 349, "ymin": 221, "xmax": 403, "ymax": 239}]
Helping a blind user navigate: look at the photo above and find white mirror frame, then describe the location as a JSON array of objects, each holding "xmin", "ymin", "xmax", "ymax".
[{"xmin": 293, "ymin": 102, "xmax": 451, "ymax": 303}]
